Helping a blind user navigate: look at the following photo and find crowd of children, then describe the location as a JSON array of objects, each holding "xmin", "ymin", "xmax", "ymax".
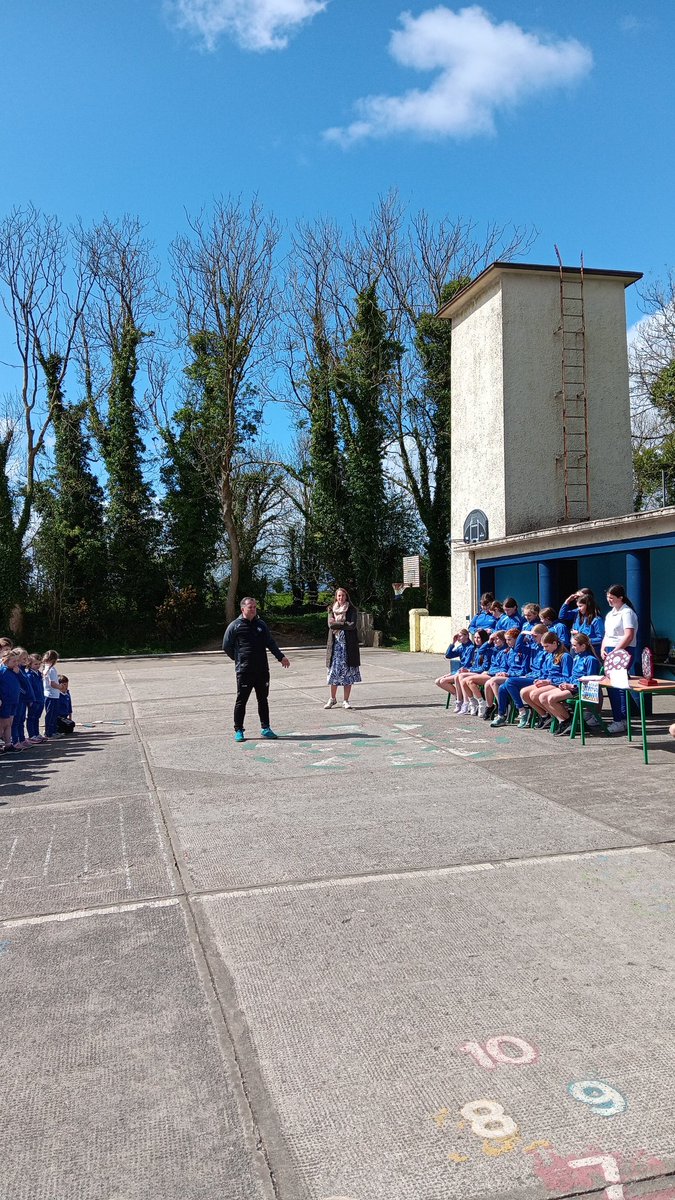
[
  {"xmin": 435, "ymin": 585, "xmax": 640, "ymax": 737},
  {"xmin": 0, "ymin": 640, "xmax": 74, "ymax": 754}
]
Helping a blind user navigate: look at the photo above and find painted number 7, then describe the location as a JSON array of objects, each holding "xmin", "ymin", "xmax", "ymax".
[
  {"xmin": 460, "ymin": 1037, "xmax": 538, "ymax": 1069},
  {"xmin": 569, "ymin": 1155, "xmax": 624, "ymax": 1200}
]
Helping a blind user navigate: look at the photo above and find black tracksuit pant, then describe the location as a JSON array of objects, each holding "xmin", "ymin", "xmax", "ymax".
[{"xmin": 234, "ymin": 673, "xmax": 270, "ymax": 732}]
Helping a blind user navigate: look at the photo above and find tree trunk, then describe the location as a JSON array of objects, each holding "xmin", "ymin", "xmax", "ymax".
[{"xmin": 220, "ymin": 473, "xmax": 241, "ymax": 624}]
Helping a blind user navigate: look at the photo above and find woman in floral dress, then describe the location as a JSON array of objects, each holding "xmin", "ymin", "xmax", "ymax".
[{"xmin": 325, "ymin": 587, "xmax": 361, "ymax": 709}]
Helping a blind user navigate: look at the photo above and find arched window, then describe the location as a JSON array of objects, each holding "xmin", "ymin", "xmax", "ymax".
[{"xmin": 463, "ymin": 509, "xmax": 489, "ymax": 544}]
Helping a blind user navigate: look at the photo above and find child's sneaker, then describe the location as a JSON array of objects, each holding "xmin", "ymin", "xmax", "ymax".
[
  {"xmin": 477, "ymin": 700, "xmax": 487, "ymax": 718},
  {"xmin": 459, "ymin": 702, "xmax": 469, "ymax": 714},
  {"xmin": 234, "ymin": 730, "xmax": 245, "ymax": 743},
  {"xmin": 490, "ymin": 714, "xmax": 507, "ymax": 727},
  {"xmin": 481, "ymin": 703, "xmax": 496, "ymax": 721},
  {"xmin": 607, "ymin": 720, "xmax": 627, "ymax": 735},
  {"xmin": 467, "ymin": 699, "xmax": 479, "ymax": 716},
  {"xmin": 453, "ymin": 701, "xmax": 462, "ymax": 714},
  {"xmin": 517, "ymin": 709, "xmax": 531, "ymax": 729}
]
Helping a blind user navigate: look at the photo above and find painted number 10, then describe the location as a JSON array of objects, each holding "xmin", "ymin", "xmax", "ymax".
[{"xmin": 460, "ymin": 1037, "xmax": 538, "ymax": 1070}]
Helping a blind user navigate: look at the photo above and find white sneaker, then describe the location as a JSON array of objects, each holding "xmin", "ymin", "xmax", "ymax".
[
  {"xmin": 459, "ymin": 702, "xmax": 469, "ymax": 714},
  {"xmin": 477, "ymin": 700, "xmax": 487, "ymax": 717},
  {"xmin": 453, "ymin": 702, "xmax": 462, "ymax": 714},
  {"xmin": 343, "ymin": 700, "xmax": 352, "ymax": 709},
  {"xmin": 324, "ymin": 698, "xmax": 337, "ymax": 709},
  {"xmin": 607, "ymin": 720, "xmax": 627, "ymax": 734},
  {"xmin": 467, "ymin": 700, "xmax": 479, "ymax": 716}
]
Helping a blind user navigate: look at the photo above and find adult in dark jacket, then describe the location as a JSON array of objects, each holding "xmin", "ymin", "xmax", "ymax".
[
  {"xmin": 223, "ymin": 596, "xmax": 290, "ymax": 742},
  {"xmin": 325, "ymin": 587, "xmax": 361, "ymax": 710}
]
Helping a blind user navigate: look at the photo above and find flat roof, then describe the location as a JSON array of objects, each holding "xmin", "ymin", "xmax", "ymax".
[{"xmin": 437, "ymin": 260, "xmax": 643, "ymax": 319}]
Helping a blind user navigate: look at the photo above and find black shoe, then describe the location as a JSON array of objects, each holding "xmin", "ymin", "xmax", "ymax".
[
  {"xmin": 481, "ymin": 704, "xmax": 496, "ymax": 721},
  {"xmin": 538, "ymin": 715, "xmax": 552, "ymax": 730},
  {"xmin": 555, "ymin": 718, "xmax": 572, "ymax": 737}
]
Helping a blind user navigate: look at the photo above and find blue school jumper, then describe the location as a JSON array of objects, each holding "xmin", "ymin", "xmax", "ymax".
[
  {"xmin": 26, "ymin": 668, "xmax": 44, "ymax": 738},
  {"xmin": 567, "ymin": 652, "xmax": 600, "ymax": 692},
  {"xmin": 558, "ymin": 604, "xmax": 605, "ymax": 657},
  {"xmin": 547, "ymin": 621, "xmax": 571, "ymax": 647},
  {"xmin": 468, "ymin": 611, "xmax": 497, "ymax": 634},
  {"xmin": 470, "ymin": 643, "xmax": 494, "ymax": 673},
  {"xmin": 487, "ymin": 647, "xmax": 509, "ymax": 676},
  {"xmin": 11, "ymin": 669, "xmax": 31, "ymax": 745},
  {"xmin": 445, "ymin": 641, "xmax": 474, "ymax": 669},
  {"xmin": 495, "ymin": 613, "xmax": 524, "ymax": 631},
  {"xmin": 502, "ymin": 644, "xmax": 549, "ymax": 710},
  {"xmin": 497, "ymin": 644, "xmax": 533, "ymax": 714},
  {"xmin": 0, "ymin": 664, "xmax": 22, "ymax": 723}
]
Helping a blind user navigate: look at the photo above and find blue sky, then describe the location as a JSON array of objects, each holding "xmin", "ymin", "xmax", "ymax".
[{"xmin": 1, "ymin": 1, "xmax": 673, "ymax": 436}]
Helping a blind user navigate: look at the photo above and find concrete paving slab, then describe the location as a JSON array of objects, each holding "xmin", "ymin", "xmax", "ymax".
[
  {"xmin": 0, "ymin": 730, "xmax": 146, "ymax": 807},
  {"xmin": 0, "ymin": 902, "xmax": 273, "ymax": 1200},
  {"xmin": 0, "ymin": 793, "xmax": 174, "ymax": 918},
  {"xmin": 196, "ymin": 847, "xmax": 675, "ymax": 1200},
  {"xmin": 161, "ymin": 765, "xmax": 639, "ymax": 892}
]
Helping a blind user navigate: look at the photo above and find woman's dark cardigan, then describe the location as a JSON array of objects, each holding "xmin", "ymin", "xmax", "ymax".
[{"xmin": 326, "ymin": 604, "xmax": 361, "ymax": 668}]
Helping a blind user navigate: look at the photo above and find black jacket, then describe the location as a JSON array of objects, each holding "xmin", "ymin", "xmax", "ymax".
[
  {"xmin": 326, "ymin": 604, "xmax": 361, "ymax": 669},
  {"xmin": 222, "ymin": 616, "xmax": 284, "ymax": 679}
]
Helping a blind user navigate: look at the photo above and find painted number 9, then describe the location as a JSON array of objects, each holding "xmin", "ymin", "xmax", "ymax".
[{"xmin": 568, "ymin": 1080, "xmax": 627, "ymax": 1117}]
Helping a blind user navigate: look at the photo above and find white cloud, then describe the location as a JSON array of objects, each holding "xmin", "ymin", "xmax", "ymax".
[
  {"xmin": 325, "ymin": 5, "xmax": 593, "ymax": 146},
  {"xmin": 168, "ymin": 0, "xmax": 328, "ymax": 51}
]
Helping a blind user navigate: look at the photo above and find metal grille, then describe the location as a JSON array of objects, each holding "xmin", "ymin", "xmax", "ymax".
[{"xmin": 555, "ymin": 247, "xmax": 590, "ymax": 522}]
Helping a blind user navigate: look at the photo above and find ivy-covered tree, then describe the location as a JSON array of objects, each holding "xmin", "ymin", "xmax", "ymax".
[
  {"xmin": 335, "ymin": 283, "xmax": 403, "ymax": 615},
  {"xmin": 33, "ymin": 354, "xmax": 107, "ymax": 633},
  {"xmin": 159, "ymin": 398, "xmax": 220, "ymax": 603},
  {"xmin": 0, "ymin": 426, "xmax": 25, "ymax": 627}
]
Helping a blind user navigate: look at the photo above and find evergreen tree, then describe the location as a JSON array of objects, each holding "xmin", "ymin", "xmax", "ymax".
[
  {"xmin": 159, "ymin": 397, "xmax": 220, "ymax": 604},
  {"xmin": 0, "ymin": 429, "xmax": 25, "ymax": 627},
  {"xmin": 33, "ymin": 354, "xmax": 107, "ymax": 633},
  {"xmin": 335, "ymin": 284, "xmax": 403, "ymax": 615},
  {"xmin": 306, "ymin": 321, "xmax": 351, "ymax": 588}
]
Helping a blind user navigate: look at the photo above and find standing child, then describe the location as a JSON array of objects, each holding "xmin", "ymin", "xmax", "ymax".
[
  {"xmin": 0, "ymin": 649, "xmax": 23, "ymax": 752},
  {"xmin": 10, "ymin": 647, "xmax": 32, "ymax": 749},
  {"xmin": 601, "ymin": 584, "xmax": 638, "ymax": 734},
  {"xmin": 57, "ymin": 675, "xmax": 76, "ymax": 734},
  {"xmin": 540, "ymin": 607, "xmax": 571, "ymax": 647},
  {"xmin": 26, "ymin": 654, "xmax": 46, "ymax": 742},
  {"xmin": 42, "ymin": 650, "xmax": 62, "ymax": 739},
  {"xmin": 559, "ymin": 589, "xmax": 604, "ymax": 658}
]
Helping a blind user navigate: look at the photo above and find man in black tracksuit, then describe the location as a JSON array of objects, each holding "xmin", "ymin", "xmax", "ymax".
[{"xmin": 222, "ymin": 596, "xmax": 290, "ymax": 741}]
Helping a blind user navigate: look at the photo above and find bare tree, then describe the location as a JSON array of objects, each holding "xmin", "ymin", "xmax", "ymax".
[
  {"xmin": 170, "ymin": 197, "xmax": 280, "ymax": 621},
  {"xmin": 630, "ymin": 272, "xmax": 675, "ymax": 508},
  {"xmin": 0, "ymin": 205, "xmax": 92, "ymax": 621}
]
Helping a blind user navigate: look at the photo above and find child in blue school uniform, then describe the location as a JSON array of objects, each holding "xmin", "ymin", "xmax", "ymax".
[
  {"xmin": 532, "ymin": 632, "xmax": 599, "ymax": 737},
  {"xmin": 488, "ymin": 629, "xmax": 533, "ymax": 725},
  {"xmin": 435, "ymin": 629, "xmax": 474, "ymax": 707},
  {"xmin": 521, "ymin": 603, "xmax": 541, "ymax": 633},
  {"xmin": 558, "ymin": 589, "xmax": 604, "ymax": 658},
  {"xmin": 26, "ymin": 653, "xmax": 46, "ymax": 742},
  {"xmin": 495, "ymin": 623, "xmax": 548, "ymax": 726},
  {"xmin": 0, "ymin": 649, "xmax": 23, "ymax": 752},
  {"xmin": 462, "ymin": 630, "xmax": 507, "ymax": 716},
  {"xmin": 497, "ymin": 597, "xmax": 524, "ymax": 631},
  {"xmin": 540, "ymin": 607, "xmax": 570, "ymax": 647},
  {"xmin": 519, "ymin": 633, "xmax": 574, "ymax": 730},
  {"xmin": 10, "ymin": 647, "xmax": 33, "ymax": 749},
  {"xmin": 56, "ymin": 675, "xmax": 75, "ymax": 734},
  {"xmin": 455, "ymin": 629, "xmax": 492, "ymax": 714},
  {"xmin": 468, "ymin": 593, "xmax": 496, "ymax": 635}
]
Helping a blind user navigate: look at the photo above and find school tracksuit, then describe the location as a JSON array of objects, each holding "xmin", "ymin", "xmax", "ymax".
[
  {"xmin": 468, "ymin": 611, "xmax": 497, "ymax": 634},
  {"xmin": 501, "ymin": 644, "xmax": 550, "ymax": 711},
  {"xmin": 470, "ymin": 643, "xmax": 494, "ymax": 673},
  {"xmin": 487, "ymin": 648, "xmax": 509, "ymax": 677},
  {"xmin": 495, "ymin": 613, "xmax": 524, "ymax": 632},
  {"xmin": 26, "ymin": 669, "xmax": 44, "ymax": 738},
  {"xmin": 0, "ymin": 665, "xmax": 22, "ymax": 736},
  {"xmin": 445, "ymin": 641, "xmax": 475, "ymax": 670},
  {"xmin": 547, "ymin": 621, "xmax": 571, "ymax": 647},
  {"xmin": 496, "ymin": 645, "xmax": 533, "ymax": 715},
  {"xmin": 10, "ymin": 668, "xmax": 33, "ymax": 745},
  {"xmin": 558, "ymin": 604, "xmax": 605, "ymax": 658}
]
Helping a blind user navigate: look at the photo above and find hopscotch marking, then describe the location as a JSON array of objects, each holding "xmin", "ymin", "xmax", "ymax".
[
  {"xmin": 568, "ymin": 1081, "xmax": 627, "ymax": 1117},
  {"xmin": 569, "ymin": 1154, "xmax": 624, "ymax": 1200},
  {"xmin": 118, "ymin": 803, "xmax": 132, "ymax": 891},
  {"xmin": 42, "ymin": 824, "xmax": 56, "ymax": 878},
  {"xmin": 460, "ymin": 1099, "xmax": 518, "ymax": 1139},
  {"xmin": 0, "ymin": 836, "xmax": 19, "ymax": 894}
]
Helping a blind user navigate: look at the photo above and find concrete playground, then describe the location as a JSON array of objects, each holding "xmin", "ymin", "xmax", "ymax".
[{"xmin": 1, "ymin": 647, "xmax": 675, "ymax": 1200}]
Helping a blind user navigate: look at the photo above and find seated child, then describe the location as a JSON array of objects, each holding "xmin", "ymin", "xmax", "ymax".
[
  {"xmin": 454, "ymin": 629, "xmax": 492, "ymax": 714},
  {"xmin": 57, "ymin": 675, "xmax": 75, "ymax": 735},
  {"xmin": 435, "ymin": 630, "xmax": 473, "ymax": 701},
  {"xmin": 468, "ymin": 593, "xmax": 496, "ymax": 634},
  {"xmin": 498, "ymin": 623, "xmax": 548, "ymax": 727},
  {"xmin": 521, "ymin": 603, "xmax": 541, "ymax": 632},
  {"xmin": 489, "ymin": 629, "xmax": 532, "ymax": 725},
  {"xmin": 534, "ymin": 632, "xmax": 598, "ymax": 737},
  {"xmin": 519, "ymin": 633, "xmax": 574, "ymax": 729},
  {"xmin": 540, "ymin": 607, "xmax": 571, "ymax": 647},
  {"xmin": 498, "ymin": 597, "xmax": 524, "ymax": 631},
  {"xmin": 463, "ymin": 631, "xmax": 507, "ymax": 717}
]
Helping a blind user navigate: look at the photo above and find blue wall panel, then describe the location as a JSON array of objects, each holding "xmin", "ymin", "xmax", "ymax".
[{"xmin": 494, "ymin": 562, "xmax": 538, "ymax": 607}]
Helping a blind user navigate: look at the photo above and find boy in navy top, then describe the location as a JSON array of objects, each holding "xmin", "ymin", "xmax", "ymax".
[
  {"xmin": 434, "ymin": 629, "xmax": 473, "ymax": 705},
  {"xmin": 57, "ymin": 675, "xmax": 76, "ymax": 734}
]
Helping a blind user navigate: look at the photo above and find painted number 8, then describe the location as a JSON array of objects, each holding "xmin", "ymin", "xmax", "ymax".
[
  {"xmin": 460, "ymin": 1099, "xmax": 518, "ymax": 1139},
  {"xmin": 568, "ymin": 1080, "xmax": 627, "ymax": 1117}
]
